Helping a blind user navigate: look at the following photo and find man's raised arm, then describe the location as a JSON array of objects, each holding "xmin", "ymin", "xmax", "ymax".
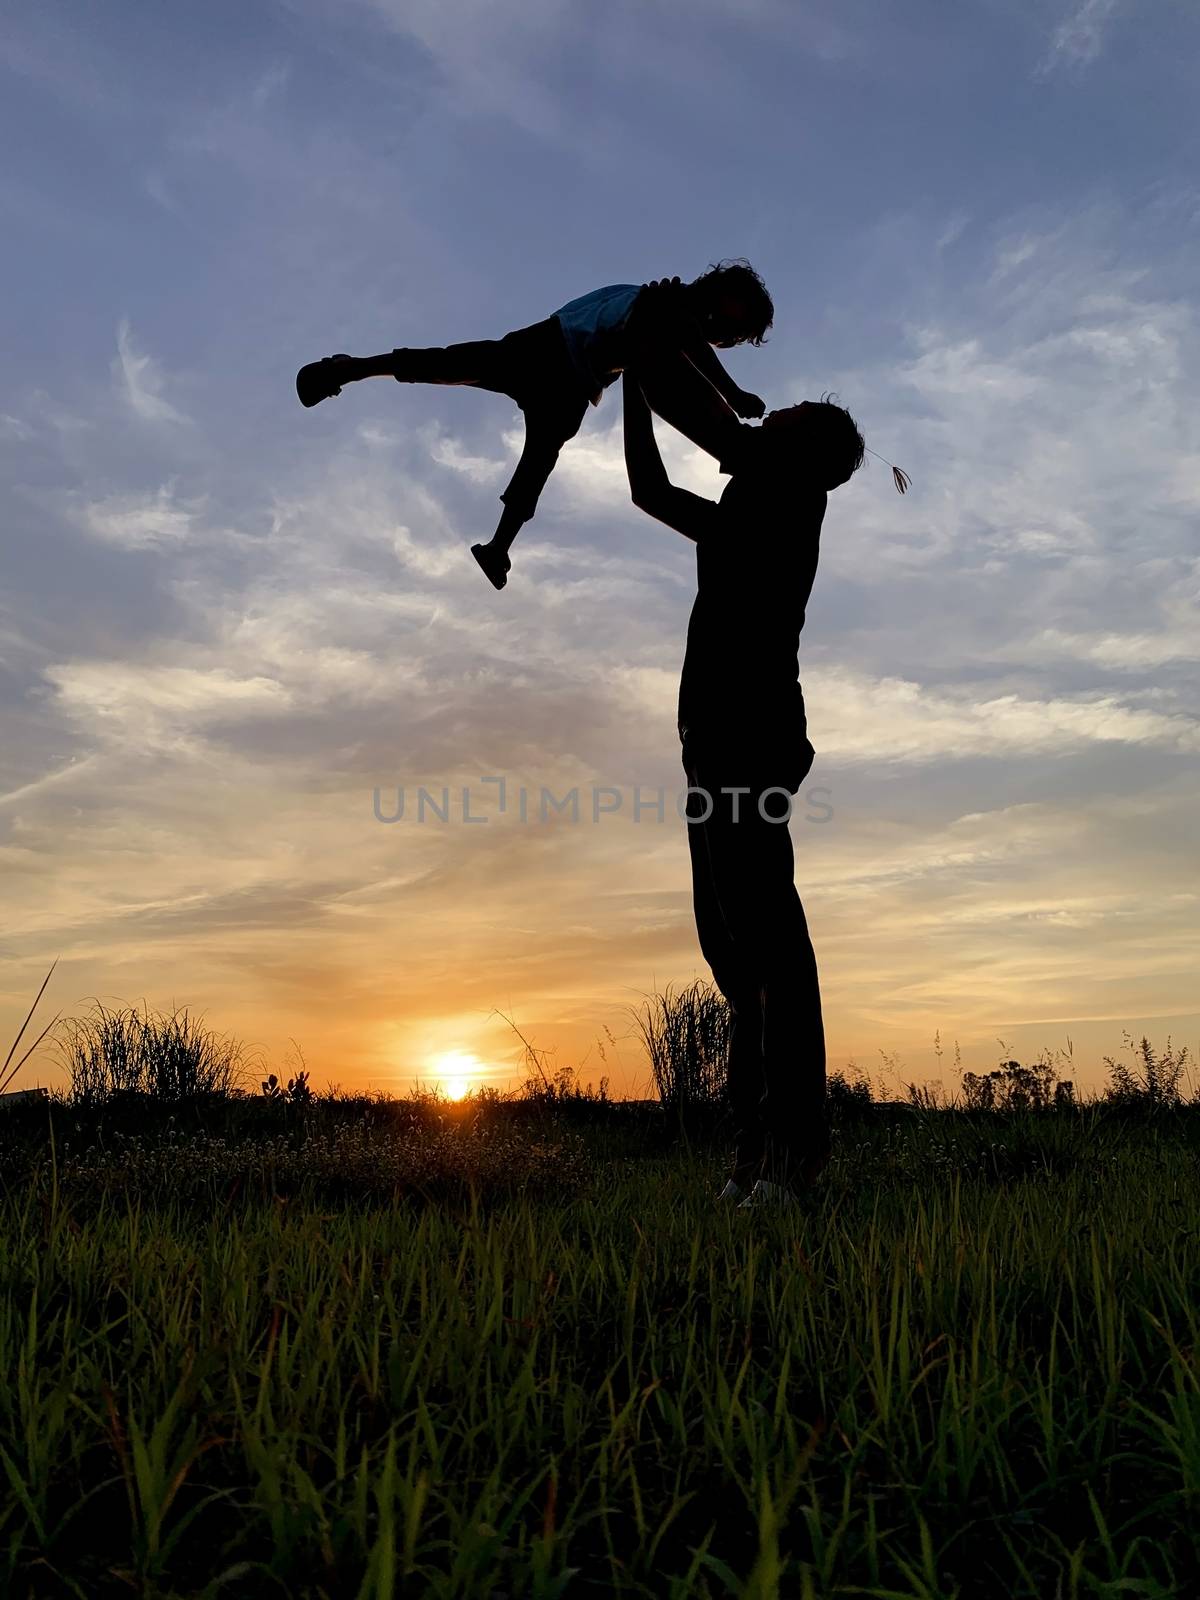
[{"xmin": 622, "ymin": 372, "xmax": 719, "ymax": 544}]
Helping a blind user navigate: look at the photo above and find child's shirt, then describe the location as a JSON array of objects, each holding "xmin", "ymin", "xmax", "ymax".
[{"xmin": 553, "ymin": 284, "xmax": 643, "ymax": 406}]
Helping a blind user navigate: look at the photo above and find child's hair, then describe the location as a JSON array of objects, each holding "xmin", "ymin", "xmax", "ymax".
[{"xmin": 691, "ymin": 259, "xmax": 774, "ymax": 345}]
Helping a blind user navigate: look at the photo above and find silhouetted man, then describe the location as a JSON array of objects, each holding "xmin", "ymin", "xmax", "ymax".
[{"xmin": 622, "ymin": 343, "xmax": 865, "ymax": 1208}]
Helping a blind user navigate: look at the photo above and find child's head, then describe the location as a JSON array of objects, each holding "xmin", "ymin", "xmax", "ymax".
[
  {"xmin": 756, "ymin": 393, "xmax": 866, "ymax": 492},
  {"xmin": 689, "ymin": 260, "xmax": 774, "ymax": 349}
]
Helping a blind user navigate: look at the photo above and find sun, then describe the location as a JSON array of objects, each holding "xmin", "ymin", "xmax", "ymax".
[{"xmin": 430, "ymin": 1049, "xmax": 485, "ymax": 1101}]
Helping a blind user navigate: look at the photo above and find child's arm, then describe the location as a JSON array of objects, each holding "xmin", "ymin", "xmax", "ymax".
[
  {"xmin": 634, "ymin": 278, "xmax": 765, "ymax": 420},
  {"xmin": 681, "ymin": 339, "xmax": 766, "ymax": 420},
  {"xmin": 622, "ymin": 372, "xmax": 720, "ymax": 544}
]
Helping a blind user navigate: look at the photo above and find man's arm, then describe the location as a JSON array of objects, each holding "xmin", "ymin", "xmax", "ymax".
[{"xmin": 622, "ymin": 372, "xmax": 720, "ymax": 543}]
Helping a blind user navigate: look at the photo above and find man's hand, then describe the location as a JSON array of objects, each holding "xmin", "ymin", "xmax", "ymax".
[
  {"xmin": 732, "ymin": 389, "xmax": 766, "ymax": 420},
  {"xmin": 631, "ymin": 277, "xmax": 687, "ymax": 339}
]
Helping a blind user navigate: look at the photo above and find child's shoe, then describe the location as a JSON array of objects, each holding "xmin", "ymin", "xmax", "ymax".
[
  {"xmin": 296, "ymin": 355, "xmax": 353, "ymax": 408},
  {"xmin": 471, "ymin": 543, "xmax": 511, "ymax": 590}
]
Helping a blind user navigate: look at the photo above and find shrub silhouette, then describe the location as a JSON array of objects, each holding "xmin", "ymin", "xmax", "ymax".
[
  {"xmin": 632, "ymin": 981, "xmax": 731, "ymax": 1108},
  {"xmin": 1103, "ymin": 1032, "xmax": 1191, "ymax": 1107},
  {"xmin": 57, "ymin": 999, "xmax": 256, "ymax": 1105}
]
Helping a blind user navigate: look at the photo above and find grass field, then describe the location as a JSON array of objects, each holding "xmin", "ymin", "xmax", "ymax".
[{"xmin": 2, "ymin": 1076, "xmax": 1199, "ymax": 1600}]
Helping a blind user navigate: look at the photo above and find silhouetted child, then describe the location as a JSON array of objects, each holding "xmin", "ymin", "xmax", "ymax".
[{"xmin": 296, "ymin": 262, "xmax": 773, "ymax": 589}]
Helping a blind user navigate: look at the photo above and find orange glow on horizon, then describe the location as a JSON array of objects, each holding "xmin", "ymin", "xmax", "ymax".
[{"xmin": 429, "ymin": 1049, "xmax": 488, "ymax": 1101}]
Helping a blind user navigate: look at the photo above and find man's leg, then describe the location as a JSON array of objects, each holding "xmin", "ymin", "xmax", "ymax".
[
  {"xmin": 690, "ymin": 764, "xmax": 829, "ymax": 1194},
  {"xmin": 757, "ymin": 816, "xmax": 828, "ymax": 1191},
  {"xmin": 685, "ymin": 768, "xmax": 767, "ymax": 1189}
]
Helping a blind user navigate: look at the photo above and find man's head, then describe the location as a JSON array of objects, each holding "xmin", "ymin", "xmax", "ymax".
[
  {"xmin": 754, "ymin": 393, "xmax": 866, "ymax": 492},
  {"xmin": 688, "ymin": 259, "xmax": 773, "ymax": 349}
]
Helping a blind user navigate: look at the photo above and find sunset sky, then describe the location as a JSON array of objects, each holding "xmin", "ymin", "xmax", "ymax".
[{"xmin": 2, "ymin": 0, "xmax": 1198, "ymax": 1103}]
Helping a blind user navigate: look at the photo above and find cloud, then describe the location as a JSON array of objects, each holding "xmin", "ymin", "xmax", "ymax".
[
  {"xmin": 350, "ymin": 0, "xmax": 857, "ymax": 137},
  {"xmin": 425, "ymin": 427, "xmax": 507, "ymax": 487},
  {"xmin": 0, "ymin": 414, "xmax": 34, "ymax": 443},
  {"xmin": 43, "ymin": 661, "xmax": 292, "ymax": 751},
  {"xmin": 1016, "ymin": 616, "xmax": 1200, "ymax": 672},
  {"xmin": 0, "ymin": 755, "xmax": 99, "ymax": 810},
  {"xmin": 1037, "ymin": 0, "xmax": 1121, "ymax": 75},
  {"xmin": 113, "ymin": 320, "xmax": 191, "ymax": 426},
  {"xmin": 523, "ymin": 415, "xmax": 726, "ymax": 512},
  {"xmin": 71, "ymin": 484, "xmax": 197, "ymax": 551},
  {"xmin": 935, "ymin": 213, "xmax": 970, "ymax": 253},
  {"xmin": 807, "ymin": 208, "xmax": 1200, "ymax": 733},
  {"xmin": 811, "ymin": 668, "xmax": 1200, "ymax": 763},
  {"xmin": 250, "ymin": 61, "xmax": 291, "ymax": 110},
  {"xmin": 613, "ymin": 663, "xmax": 1200, "ymax": 766},
  {"xmin": 352, "ymin": 0, "xmax": 567, "ymax": 133}
]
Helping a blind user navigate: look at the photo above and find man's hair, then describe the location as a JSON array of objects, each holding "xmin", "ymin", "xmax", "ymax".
[
  {"xmin": 757, "ymin": 392, "xmax": 866, "ymax": 492},
  {"xmin": 810, "ymin": 392, "xmax": 866, "ymax": 489},
  {"xmin": 691, "ymin": 259, "xmax": 774, "ymax": 345}
]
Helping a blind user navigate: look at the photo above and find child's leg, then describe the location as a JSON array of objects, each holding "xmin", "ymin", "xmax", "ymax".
[
  {"xmin": 338, "ymin": 353, "xmax": 399, "ymax": 380},
  {"xmin": 470, "ymin": 504, "xmax": 524, "ymax": 590},
  {"xmin": 303, "ymin": 321, "xmax": 588, "ymax": 588},
  {"xmin": 338, "ymin": 340, "xmax": 512, "ymax": 388},
  {"xmin": 472, "ymin": 396, "xmax": 588, "ymax": 589},
  {"xmin": 392, "ymin": 341, "xmax": 515, "ymax": 388}
]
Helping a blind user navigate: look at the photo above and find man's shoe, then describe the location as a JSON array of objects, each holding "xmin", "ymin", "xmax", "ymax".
[
  {"xmin": 296, "ymin": 355, "xmax": 353, "ymax": 408},
  {"xmin": 737, "ymin": 1178, "xmax": 801, "ymax": 1211}
]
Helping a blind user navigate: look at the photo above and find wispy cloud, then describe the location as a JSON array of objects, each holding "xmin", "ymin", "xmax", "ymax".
[
  {"xmin": 250, "ymin": 61, "xmax": 291, "ymax": 110},
  {"xmin": 352, "ymin": 0, "xmax": 566, "ymax": 134},
  {"xmin": 1037, "ymin": 0, "xmax": 1121, "ymax": 75},
  {"xmin": 113, "ymin": 320, "xmax": 191, "ymax": 426},
  {"xmin": 43, "ymin": 661, "xmax": 292, "ymax": 751},
  {"xmin": 614, "ymin": 663, "xmax": 1200, "ymax": 766},
  {"xmin": 0, "ymin": 755, "xmax": 99, "ymax": 810},
  {"xmin": 352, "ymin": 0, "xmax": 857, "ymax": 137},
  {"xmin": 71, "ymin": 483, "xmax": 196, "ymax": 551},
  {"xmin": 1015, "ymin": 614, "xmax": 1200, "ymax": 672},
  {"xmin": 813, "ymin": 668, "xmax": 1200, "ymax": 763},
  {"xmin": 0, "ymin": 413, "xmax": 34, "ymax": 442}
]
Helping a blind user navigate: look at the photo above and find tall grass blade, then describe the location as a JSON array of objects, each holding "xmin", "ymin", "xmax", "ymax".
[{"xmin": 0, "ymin": 959, "xmax": 60, "ymax": 1096}]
